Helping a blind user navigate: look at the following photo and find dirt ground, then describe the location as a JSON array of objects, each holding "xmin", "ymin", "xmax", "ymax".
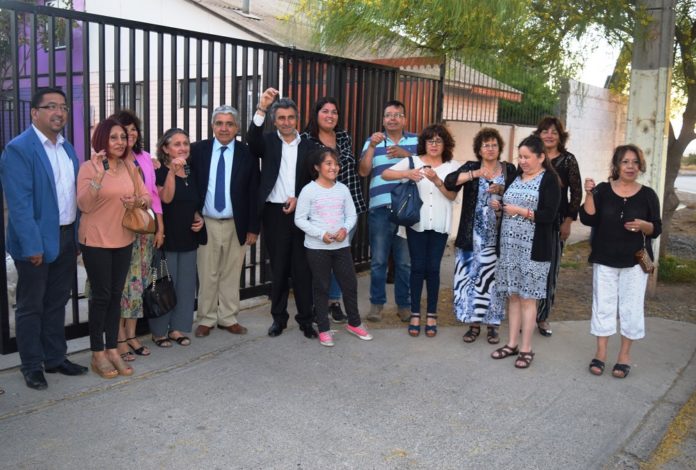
[{"xmin": 367, "ymin": 194, "xmax": 696, "ymax": 329}]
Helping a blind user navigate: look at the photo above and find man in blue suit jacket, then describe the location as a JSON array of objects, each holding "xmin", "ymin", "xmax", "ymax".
[
  {"xmin": 190, "ymin": 105, "xmax": 259, "ymax": 338},
  {"xmin": 0, "ymin": 87, "xmax": 88, "ymax": 390}
]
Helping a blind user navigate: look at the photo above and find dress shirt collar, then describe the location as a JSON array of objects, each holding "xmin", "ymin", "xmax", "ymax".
[
  {"xmin": 277, "ymin": 130, "xmax": 301, "ymax": 147},
  {"xmin": 32, "ymin": 124, "xmax": 65, "ymax": 147}
]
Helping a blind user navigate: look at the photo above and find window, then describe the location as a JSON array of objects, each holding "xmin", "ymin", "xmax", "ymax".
[
  {"xmin": 179, "ymin": 79, "xmax": 209, "ymax": 108},
  {"xmin": 107, "ymin": 82, "xmax": 145, "ymax": 118}
]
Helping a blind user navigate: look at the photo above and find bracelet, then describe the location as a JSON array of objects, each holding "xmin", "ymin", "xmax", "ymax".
[
  {"xmin": 256, "ymin": 105, "xmax": 267, "ymax": 113},
  {"xmin": 469, "ymin": 170, "xmax": 473, "ymax": 181},
  {"xmin": 89, "ymin": 179, "xmax": 102, "ymax": 190}
]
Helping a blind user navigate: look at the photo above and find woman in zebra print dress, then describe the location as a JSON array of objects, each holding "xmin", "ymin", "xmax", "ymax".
[{"xmin": 444, "ymin": 128, "xmax": 516, "ymax": 344}]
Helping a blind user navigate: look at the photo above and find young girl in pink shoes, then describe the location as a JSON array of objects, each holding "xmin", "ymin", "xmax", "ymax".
[{"xmin": 295, "ymin": 148, "xmax": 373, "ymax": 347}]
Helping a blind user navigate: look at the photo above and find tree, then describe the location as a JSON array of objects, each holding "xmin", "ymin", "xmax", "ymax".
[{"xmin": 297, "ymin": 0, "xmax": 696, "ymax": 255}]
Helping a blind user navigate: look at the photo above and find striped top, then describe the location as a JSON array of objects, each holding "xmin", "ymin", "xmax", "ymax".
[{"xmin": 361, "ymin": 132, "xmax": 418, "ymax": 209}]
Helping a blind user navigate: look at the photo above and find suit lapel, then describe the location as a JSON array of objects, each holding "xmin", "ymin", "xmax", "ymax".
[{"xmin": 28, "ymin": 130, "xmax": 59, "ymax": 204}]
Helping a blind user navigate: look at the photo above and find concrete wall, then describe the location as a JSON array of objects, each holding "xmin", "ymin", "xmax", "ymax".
[{"xmin": 560, "ymin": 79, "xmax": 628, "ymax": 184}]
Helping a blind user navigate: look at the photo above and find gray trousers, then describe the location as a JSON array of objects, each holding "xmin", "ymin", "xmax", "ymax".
[{"xmin": 148, "ymin": 250, "xmax": 197, "ymax": 337}]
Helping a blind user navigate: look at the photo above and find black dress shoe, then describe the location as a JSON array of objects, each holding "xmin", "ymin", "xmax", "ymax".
[
  {"xmin": 267, "ymin": 321, "xmax": 286, "ymax": 337},
  {"xmin": 23, "ymin": 370, "xmax": 48, "ymax": 390},
  {"xmin": 45, "ymin": 359, "xmax": 89, "ymax": 376},
  {"xmin": 299, "ymin": 323, "xmax": 318, "ymax": 339}
]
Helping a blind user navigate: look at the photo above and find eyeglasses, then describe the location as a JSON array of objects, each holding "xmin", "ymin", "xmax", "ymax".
[
  {"xmin": 482, "ymin": 143, "xmax": 499, "ymax": 149},
  {"xmin": 426, "ymin": 138, "xmax": 444, "ymax": 146},
  {"xmin": 37, "ymin": 103, "xmax": 69, "ymax": 113},
  {"xmin": 384, "ymin": 112, "xmax": 405, "ymax": 119}
]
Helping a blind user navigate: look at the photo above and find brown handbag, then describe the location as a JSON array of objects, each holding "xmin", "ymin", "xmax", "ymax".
[
  {"xmin": 634, "ymin": 234, "xmax": 655, "ymax": 274},
  {"xmin": 122, "ymin": 162, "xmax": 157, "ymax": 234}
]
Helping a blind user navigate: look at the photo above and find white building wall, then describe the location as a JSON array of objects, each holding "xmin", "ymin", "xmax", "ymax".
[{"xmin": 561, "ymin": 79, "xmax": 628, "ymax": 184}]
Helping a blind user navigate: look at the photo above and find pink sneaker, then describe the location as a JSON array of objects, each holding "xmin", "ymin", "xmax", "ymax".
[
  {"xmin": 346, "ymin": 323, "xmax": 373, "ymax": 341},
  {"xmin": 318, "ymin": 331, "xmax": 334, "ymax": 347}
]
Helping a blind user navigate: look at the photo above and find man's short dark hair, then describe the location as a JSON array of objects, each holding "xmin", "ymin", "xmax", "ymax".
[
  {"xmin": 384, "ymin": 100, "xmax": 406, "ymax": 114},
  {"xmin": 31, "ymin": 87, "xmax": 66, "ymax": 109}
]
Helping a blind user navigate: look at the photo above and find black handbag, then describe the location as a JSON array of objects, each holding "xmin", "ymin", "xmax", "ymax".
[
  {"xmin": 143, "ymin": 250, "xmax": 177, "ymax": 319},
  {"xmin": 389, "ymin": 156, "xmax": 423, "ymax": 226}
]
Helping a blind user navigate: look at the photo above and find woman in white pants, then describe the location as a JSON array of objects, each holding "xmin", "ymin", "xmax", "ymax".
[{"xmin": 580, "ymin": 144, "xmax": 661, "ymax": 379}]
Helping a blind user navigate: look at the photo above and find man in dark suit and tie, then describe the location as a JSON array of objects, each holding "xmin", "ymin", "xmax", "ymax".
[
  {"xmin": 247, "ymin": 88, "xmax": 317, "ymax": 338},
  {"xmin": 190, "ymin": 105, "xmax": 259, "ymax": 338},
  {"xmin": 0, "ymin": 87, "xmax": 88, "ymax": 390}
]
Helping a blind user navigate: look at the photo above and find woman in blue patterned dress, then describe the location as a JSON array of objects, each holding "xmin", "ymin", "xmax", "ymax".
[
  {"xmin": 490, "ymin": 135, "xmax": 560, "ymax": 369},
  {"xmin": 444, "ymin": 128, "xmax": 516, "ymax": 344}
]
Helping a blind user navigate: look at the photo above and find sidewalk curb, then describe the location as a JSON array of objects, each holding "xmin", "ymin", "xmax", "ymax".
[{"xmin": 605, "ymin": 342, "xmax": 696, "ymax": 468}]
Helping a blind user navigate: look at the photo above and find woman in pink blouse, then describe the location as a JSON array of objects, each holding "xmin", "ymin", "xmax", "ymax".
[
  {"xmin": 77, "ymin": 118, "xmax": 151, "ymax": 379},
  {"xmin": 110, "ymin": 110, "xmax": 163, "ymax": 361}
]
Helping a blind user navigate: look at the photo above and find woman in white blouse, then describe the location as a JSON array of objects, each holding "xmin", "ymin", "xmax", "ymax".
[{"xmin": 382, "ymin": 123, "xmax": 458, "ymax": 337}]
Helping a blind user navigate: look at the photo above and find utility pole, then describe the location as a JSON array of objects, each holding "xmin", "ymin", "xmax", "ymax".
[{"xmin": 625, "ymin": 0, "xmax": 676, "ymax": 294}]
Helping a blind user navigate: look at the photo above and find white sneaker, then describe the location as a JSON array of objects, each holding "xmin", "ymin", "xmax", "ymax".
[{"xmin": 346, "ymin": 323, "xmax": 373, "ymax": 341}]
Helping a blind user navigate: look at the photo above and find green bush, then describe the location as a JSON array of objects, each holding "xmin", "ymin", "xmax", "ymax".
[
  {"xmin": 658, "ymin": 256, "xmax": 696, "ymax": 283},
  {"xmin": 683, "ymin": 153, "xmax": 696, "ymax": 166}
]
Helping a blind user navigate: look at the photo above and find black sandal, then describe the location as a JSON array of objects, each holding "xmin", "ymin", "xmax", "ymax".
[
  {"xmin": 425, "ymin": 314, "xmax": 437, "ymax": 338},
  {"xmin": 462, "ymin": 324, "xmax": 481, "ymax": 343},
  {"xmin": 491, "ymin": 344, "xmax": 519, "ymax": 359},
  {"xmin": 612, "ymin": 363, "xmax": 631, "ymax": 379},
  {"xmin": 117, "ymin": 340, "xmax": 135, "ymax": 362},
  {"xmin": 514, "ymin": 351, "xmax": 535, "ymax": 369},
  {"xmin": 408, "ymin": 315, "xmax": 421, "ymax": 337},
  {"xmin": 486, "ymin": 326, "xmax": 500, "ymax": 344},
  {"xmin": 127, "ymin": 336, "xmax": 151, "ymax": 356},
  {"xmin": 168, "ymin": 334, "xmax": 191, "ymax": 346},
  {"xmin": 151, "ymin": 336, "xmax": 173, "ymax": 348},
  {"xmin": 589, "ymin": 358, "xmax": 605, "ymax": 376}
]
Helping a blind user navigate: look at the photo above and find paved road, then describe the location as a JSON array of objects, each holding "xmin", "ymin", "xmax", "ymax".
[{"xmin": 1, "ymin": 287, "xmax": 694, "ymax": 469}]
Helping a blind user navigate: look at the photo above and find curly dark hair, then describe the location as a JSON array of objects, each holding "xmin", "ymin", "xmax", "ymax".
[
  {"xmin": 91, "ymin": 118, "xmax": 128, "ymax": 159},
  {"xmin": 416, "ymin": 123, "xmax": 455, "ymax": 162},
  {"xmin": 472, "ymin": 127, "xmax": 504, "ymax": 161},
  {"xmin": 109, "ymin": 109, "xmax": 143, "ymax": 154},
  {"xmin": 609, "ymin": 144, "xmax": 646, "ymax": 181},
  {"xmin": 534, "ymin": 115, "xmax": 569, "ymax": 153},
  {"xmin": 303, "ymin": 97, "xmax": 342, "ymax": 139}
]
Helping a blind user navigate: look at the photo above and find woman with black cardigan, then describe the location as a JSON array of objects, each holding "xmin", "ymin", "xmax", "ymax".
[
  {"xmin": 490, "ymin": 135, "xmax": 561, "ymax": 369},
  {"xmin": 580, "ymin": 144, "xmax": 661, "ymax": 379},
  {"xmin": 444, "ymin": 128, "xmax": 516, "ymax": 344}
]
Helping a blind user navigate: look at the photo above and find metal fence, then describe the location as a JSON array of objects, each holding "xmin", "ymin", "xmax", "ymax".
[{"xmin": 0, "ymin": 1, "xmax": 441, "ymax": 354}]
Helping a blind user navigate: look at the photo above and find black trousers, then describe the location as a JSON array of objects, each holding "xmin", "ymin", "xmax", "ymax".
[
  {"xmin": 14, "ymin": 225, "xmax": 76, "ymax": 374},
  {"xmin": 81, "ymin": 243, "xmax": 132, "ymax": 351},
  {"xmin": 306, "ymin": 247, "xmax": 360, "ymax": 333},
  {"xmin": 262, "ymin": 203, "xmax": 313, "ymax": 326}
]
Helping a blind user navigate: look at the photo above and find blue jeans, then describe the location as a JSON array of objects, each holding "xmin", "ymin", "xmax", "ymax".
[
  {"xmin": 368, "ymin": 206, "xmax": 410, "ymax": 307},
  {"xmin": 406, "ymin": 228, "xmax": 448, "ymax": 314},
  {"xmin": 328, "ymin": 225, "xmax": 357, "ymax": 301}
]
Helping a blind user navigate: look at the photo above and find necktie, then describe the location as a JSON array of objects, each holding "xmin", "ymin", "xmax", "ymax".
[{"xmin": 214, "ymin": 146, "xmax": 228, "ymax": 212}]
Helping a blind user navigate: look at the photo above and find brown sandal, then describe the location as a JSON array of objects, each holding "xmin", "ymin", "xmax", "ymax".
[
  {"xmin": 486, "ymin": 326, "xmax": 500, "ymax": 344},
  {"xmin": 109, "ymin": 356, "xmax": 134, "ymax": 376},
  {"xmin": 90, "ymin": 359, "xmax": 118, "ymax": 379},
  {"xmin": 491, "ymin": 344, "xmax": 519, "ymax": 359},
  {"xmin": 514, "ymin": 351, "xmax": 535, "ymax": 369},
  {"xmin": 462, "ymin": 324, "xmax": 481, "ymax": 343}
]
